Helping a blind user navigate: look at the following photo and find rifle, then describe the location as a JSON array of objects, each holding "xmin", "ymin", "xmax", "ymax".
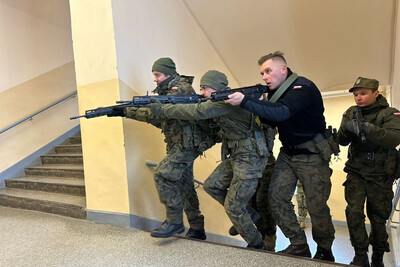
[
  {"xmin": 354, "ymin": 107, "xmax": 367, "ymax": 143},
  {"xmin": 70, "ymin": 94, "xmax": 204, "ymax": 120},
  {"xmin": 209, "ymin": 83, "xmax": 268, "ymax": 101},
  {"xmin": 70, "ymin": 84, "xmax": 268, "ymax": 120}
]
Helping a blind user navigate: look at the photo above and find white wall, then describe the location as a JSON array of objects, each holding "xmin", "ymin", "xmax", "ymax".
[{"xmin": 0, "ymin": 0, "xmax": 73, "ymax": 92}]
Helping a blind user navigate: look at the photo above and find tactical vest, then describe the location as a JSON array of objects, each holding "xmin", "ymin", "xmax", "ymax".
[{"xmin": 346, "ymin": 106, "xmax": 400, "ymax": 178}]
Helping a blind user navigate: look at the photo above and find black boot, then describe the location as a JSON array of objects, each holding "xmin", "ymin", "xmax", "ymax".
[
  {"xmin": 247, "ymin": 241, "xmax": 267, "ymax": 251},
  {"xmin": 185, "ymin": 228, "xmax": 206, "ymax": 240},
  {"xmin": 313, "ymin": 246, "xmax": 335, "ymax": 262},
  {"xmin": 229, "ymin": 209, "xmax": 261, "ymax": 236},
  {"xmin": 371, "ymin": 249, "xmax": 384, "ymax": 267},
  {"xmin": 350, "ymin": 249, "xmax": 370, "ymax": 267},
  {"xmin": 278, "ymin": 243, "xmax": 311, "ymax": 258},
  {"xmin": 150, "ymin": 221, "xmax": 185, "ymax": 238}
]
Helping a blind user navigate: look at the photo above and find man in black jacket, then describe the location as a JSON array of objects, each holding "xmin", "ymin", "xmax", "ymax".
[{"xmin": 225, "ymin": 51, "xmax": 335, "ymax": 262}]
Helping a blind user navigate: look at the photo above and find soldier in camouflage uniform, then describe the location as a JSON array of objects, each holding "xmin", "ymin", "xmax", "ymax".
[
  {"xmin": 226, "ymin": 51, "xmax": 336, "ymax": 261},
  {"xmin": 109, "ymin": 58, "xmax": 215, "ymax": 239},
  {"xmin": 296, "ymin": 180, "xmax": 308, "ymax": 228},
  {"xmin": 228, "ymin": 123, "xmax": 278, "ymax": 251},
  {"xmin": 140, "ymin": 70, "xmax": 269, "ymax": 250},
  {"xmin": 338, "ymin": 77, "xmax": 400, "ymax": 267}
]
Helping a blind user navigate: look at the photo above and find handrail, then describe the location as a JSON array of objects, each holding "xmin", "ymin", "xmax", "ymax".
[
  {"xmin": 387, "ymin": 180, "xmax": 400, "ymax": 229},
  {"xmin": 0, "ymin": 91, "xmax": 77, "ymax": 135}
]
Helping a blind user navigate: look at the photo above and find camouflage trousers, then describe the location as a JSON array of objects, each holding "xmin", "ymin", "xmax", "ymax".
[
  {"xmin": 154, "ymin": 145, "xmax": 204, "ymax": 230},
  {"xmin": 252, "ymin": 155, "xmax": 277, "ymax": 237},
  {"xmin": 203, "ymin": 148, "xmax": 268, "ymax": 247},
  {"xmin": 269, "ymin": 148, "xmax": 335, "ymax": 250},
  {"xmin": 344, "ymin": 172, "xmax": 394, "ymax": 253},
  {"xmin": 296, "ymin": 180, "xmax": 308, "ymax": 222}
]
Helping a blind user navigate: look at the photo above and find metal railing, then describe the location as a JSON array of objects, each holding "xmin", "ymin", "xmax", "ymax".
[
  {"xmin": 387, "ymin": 181, "xmax": 400, "ymax": 229},
  {"xmin": 0, "ymin": 91, "xmax": 77, "ymax": 135},
  {"xmin": 146, "ymin": 160, "xmax": 204, "ymax": 186}
]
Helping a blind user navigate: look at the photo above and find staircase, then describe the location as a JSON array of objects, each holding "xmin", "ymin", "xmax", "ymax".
[{"xmin": 0, "ymin": 132, "xmax": 86, "ymax": 219}]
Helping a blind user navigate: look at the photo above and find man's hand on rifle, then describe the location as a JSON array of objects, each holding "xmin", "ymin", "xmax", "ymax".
[
  {"xmin": 107, "ymin": 107, "xmax": 126, "ymax": 117},
  {"xmin": 225, "ymin": 92, "xmax": 245, "ymax": 106},
  {"xmin": 345, "ymin": 119, "xmax": 371, "ymax": 136}
]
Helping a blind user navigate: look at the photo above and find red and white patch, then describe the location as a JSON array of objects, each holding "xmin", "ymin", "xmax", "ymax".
[
  {"xmin": 293, "ymin": 85, "xmax": 302, "ymax": 89},
  {"xmin": 171, "ymin": 87, "xmax": 178, "ymax": 91},
  {"xmin": 343, "ymin": 112, "xmax": 346, "ymax": 116},
  {"xmin": 394, "ymin": 112, "xmax": 400, "ymax": 117}
]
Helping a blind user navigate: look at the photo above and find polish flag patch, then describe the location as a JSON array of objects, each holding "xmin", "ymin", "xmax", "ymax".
[
  {"xmin": 171, "ymin": 87, "xmax": 178, "ymax": 91},
  {"xmin": 343, "ymin": 112, "xmax": 346, "ymax": 116},
  {"xmin": 394, "ymin": 112, "xmax": 400, "ymax": 117},
  {"xmin": 293, "ymin": 85, "xmax": 302, "ymax": 89}
]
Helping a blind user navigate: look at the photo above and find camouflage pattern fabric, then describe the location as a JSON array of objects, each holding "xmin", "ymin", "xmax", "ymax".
[
  {"xmin": 296, "ymin": 180, "xmax": 308, "ymax": 222},
  {"xmin": 269, "ymin": 149, "xmax": 335, "ymax": 250},
  {"xmin": 154, "ymin": 145, "xmax": 204, "ymax": 229},
  {"xmin": 203, "ymin": 144, "xmax": 268, "ymax": 247},
  {"xmin": 344, "ymin": 173, "xmax": 393, "ymax": 252},
  {"xmin": 253, "ymin": 155, "xmax": 277, "ymax": 237},
  {"xmin": 126, "ymin": 73, "xmax": 208, "ymax": 230}
]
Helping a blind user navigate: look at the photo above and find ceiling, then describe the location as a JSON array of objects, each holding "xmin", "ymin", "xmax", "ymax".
[{"xmin": 184, "ymin": 0, "xmax": 396, "ymax": 91}]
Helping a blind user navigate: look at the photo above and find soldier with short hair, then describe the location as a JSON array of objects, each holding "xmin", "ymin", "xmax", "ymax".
[
  {"xmin": 109, "ymin": 57, "xmax": 215, "ymax": 240},
  {"xmin": 338, "ymin": 77, "xmax": 400, "ymax": 267},
  {"xmin": 225, "ymin": 51, "xmax": 336, "ymax": 261}
]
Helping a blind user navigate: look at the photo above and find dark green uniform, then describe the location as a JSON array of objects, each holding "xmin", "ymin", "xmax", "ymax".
[
  {"xmin": 125, "ymin": 74, "xmax": 214, "ymax": 231},
  {"xmin": 159, "ymin": 99, "xmax": 269, "ymax": 247},
  {"xmin": 338, "ymin": 94, "xmax": 400, "ymax": 254}
]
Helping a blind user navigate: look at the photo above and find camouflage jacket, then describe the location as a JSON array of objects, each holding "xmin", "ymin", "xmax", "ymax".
[
  {"xmin": 338, "ymin": 95, "xmax": 400, "ymax": 176},
  {"xmin": 128, "ymin": 74, "xmax": 216, "ymax": 152},
  {"xmin": 161, "ymin": 98, "xmax": 269, "ymax": 159}
]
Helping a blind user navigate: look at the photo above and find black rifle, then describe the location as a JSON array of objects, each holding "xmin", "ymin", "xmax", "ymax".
[
  {"xmin": 70, "ymin": 94, "xmax": 204, "ymax": 120},
  {"xmin": 354, "ymin": 107, "xmax": 367, "ymax": 143},
  {"xmin": 209, "ymin": 83, "xmax": 268, "ymax": 101},
  {"xmin": 70, "ymin": 84, "xmax": 267, "ymax": 120}
]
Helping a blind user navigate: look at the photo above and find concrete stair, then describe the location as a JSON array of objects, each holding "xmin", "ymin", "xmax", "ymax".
[{"xmin": 0, "ymin": 132, "xmax": 86, "ymax": 219}]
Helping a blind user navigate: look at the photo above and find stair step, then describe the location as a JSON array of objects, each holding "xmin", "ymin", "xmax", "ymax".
[
  {"xmin": 25, "ymin": 164, "xmax": 84, "ymax": 178},
  {"xmin": 41, "ymin": 154, "xmax": 83, "ymax": 165},
  {"xmin": 55, "ymin": 144, "xmax": 82, "ymax": 154},
  {"xmin": 0, "ymin": 188, "xmax": 86, "ymax": 219},
  {"xmin": 5, "ymin": 176, "xmax": 85, "ymax": 196},
  {"xmin": 68, "ymin": 136, "xmax": 81, "ymax": 144}
]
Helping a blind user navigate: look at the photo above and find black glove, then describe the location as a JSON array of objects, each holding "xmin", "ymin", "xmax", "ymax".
[
  {"xmin": 346, "ymin": 119, "xmax": 370, "ymax": 136},
  {"xmin": 107, "ymin": 107, "xmax": 125, "ymax": 117}
]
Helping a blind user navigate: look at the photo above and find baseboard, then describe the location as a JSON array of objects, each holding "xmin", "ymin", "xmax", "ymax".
[
  {"xmin": 0, "ymin": 125, "xmax": 80, "ymax": 187},
  {"xmin": 87, "ymin": 209, "xmax": 247, "ymax": 247}
]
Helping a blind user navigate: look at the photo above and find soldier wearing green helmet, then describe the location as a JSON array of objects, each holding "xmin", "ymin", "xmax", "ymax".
[{"xmin": 338, "ymin": 77, "xmax": 400, "ymax": 267}]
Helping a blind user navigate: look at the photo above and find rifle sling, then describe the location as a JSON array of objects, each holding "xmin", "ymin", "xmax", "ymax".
[{"xmin": 268, "ymin": 73, "xmax": 298, "ymax": 103}]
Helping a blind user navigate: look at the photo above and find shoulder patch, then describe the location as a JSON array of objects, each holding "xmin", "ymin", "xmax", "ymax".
[
  {"xmin": 393, "ymin": 112, "xmax": 400, "ymax": 117},
  {"xmin": 171, "ymin": 87, "xmax": 178, "ymax": 91},
  {"xmin": 293, "ymin": 85, "xmax": 302, "ymax": 89},
  {"xmin": 343, "ymin": 112, "xmax": 346, "ymax": 116}
]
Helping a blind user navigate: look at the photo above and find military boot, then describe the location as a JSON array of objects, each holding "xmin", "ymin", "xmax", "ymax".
[
  {"xmin": 185, "ymin": 228, "xmax": 206, "ymax": 240},
  {"xmin": 313, "ymin": 246, "xmax": 335, "ymax": 262},
  {"xmin": 350, "ymin": 250, "xmax": 370, "ymax": 267},
  {"xmin": 371, "ymin": 249, "xmax": 384, "ymax": 267},
  {"xmin": 247, "ymin": 241, "xmax": 267, "ymax": 251},
  {"xmin": 229, "ymin": 211, "xmax": 261, "ymax": 236},
  {"xmin": 278, "ymin": 243, "xmax": 311, "ymax": 258},
  {"xmin": 264, "ymin": 234, "xmax": 277, "ymax": 252},
  {"xmin": 150, "ymin": 221, "xmax": 185, "ymax": 238}
]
